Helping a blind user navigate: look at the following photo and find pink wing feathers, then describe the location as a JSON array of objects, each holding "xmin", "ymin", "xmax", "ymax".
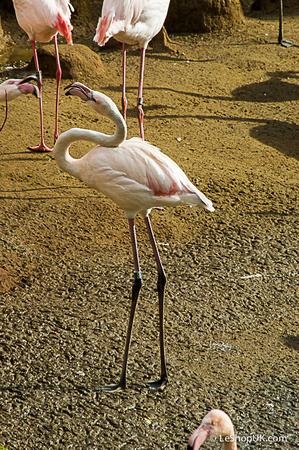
[
  {"xmin": 53, "ymin": 0, "xmax": 73, "ymax": 43},
  {"xmin": 12, "ymin": 0, "xmax": 73, "ymax": 43},
  {"xmin": 52, "ymin": 11, "xmax": 73, "ymax": 44},
  {"xmin": 94, "ymin": 0, "xmax": 146, "ymax": 46}
]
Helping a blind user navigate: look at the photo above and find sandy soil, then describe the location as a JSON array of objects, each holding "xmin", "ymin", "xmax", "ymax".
[{"xmin": 0, "ymin": 11, "xmax": 298, "ymax": 450}]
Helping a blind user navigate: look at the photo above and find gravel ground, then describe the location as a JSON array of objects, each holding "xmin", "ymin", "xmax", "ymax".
[{"xmin": 0, "ymin": 10, "xmax": 298, "ymax": 449}]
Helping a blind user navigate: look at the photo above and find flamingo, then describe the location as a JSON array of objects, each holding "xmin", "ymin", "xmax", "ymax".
[
  {"xmin": 11, "ymin": 0, "xmax": 73, "ymax": 151},
  {"xmin": 93, "ymin": 0, "xmax": 171, "ymax": 140},
  {"xmin": 53, "ymin": 82, "xmax": 214, "ymax": 391},
  {"xmin": 188, "ymin": 410, "xmax": 237, "ymax": 450},
  {"xmin": 0, "ymin": 76, "xmax": 40, "ymax": 132}
]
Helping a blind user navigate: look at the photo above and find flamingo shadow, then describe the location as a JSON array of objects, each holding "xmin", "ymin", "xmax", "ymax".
[
  {"xmin": 250, "ymin": 121, "xmax": 299, "ymax": 160},
  {"xmin": 283, "ymin": 335, "xmax": 299, "ymax": 351},
  {"xmin": 230, "ymin": 71, "xmax": 299, "ymax": 103}
]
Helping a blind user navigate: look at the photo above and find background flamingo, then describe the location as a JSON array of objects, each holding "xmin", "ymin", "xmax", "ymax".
[
  {"xmin": 0, "ymin": 76, "xmax": 40, "ymax": 132},
  {"xmin": 12, "ymin": 0, "xmax": 73, "ymax": 151},
  {"xmin": 94, "ymin": 0, "xmax": 171, "ymax": 140},
  {"xmin": 188, "ymin": 409, "xmax": 237, "ymax": 450},
  {"xmin": 53, "ymin": 82, "xmax": 214, "ymax": 391}
]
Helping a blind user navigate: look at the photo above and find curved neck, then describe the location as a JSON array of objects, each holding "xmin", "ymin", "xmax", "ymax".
[
  {"xmin": 53, "ymin": 105, "xmax": 127, "ymax": 177},
  {"xmin": 224, "ymin": 437, "xmax": 237, "ymax": 450}
]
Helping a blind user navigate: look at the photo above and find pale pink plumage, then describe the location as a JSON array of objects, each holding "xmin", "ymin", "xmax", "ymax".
[
  {"xmin": 53, "ymin": 82, "xmax": 214, "ymax": 391},
  {"xmin": 93, "ymin": 0, "xmax": 171, "ymax": 140},
  {"xmin": 94, "ymin": 0, "xmax": 169, "ymax": 48},
  {"xmin": 12, "ymin": 0, "xmax": 73, "ymax": 151},
  {"xmin": 12, "ymin": 0, "xmax": 73, "ymax": 44},
  {"xmin": 188, "ymin": 410, "xmax": 237, "ymax": 450},
  {"xmin": 53, "ymin": 83, "xmax": 214, "ymax": 218}
]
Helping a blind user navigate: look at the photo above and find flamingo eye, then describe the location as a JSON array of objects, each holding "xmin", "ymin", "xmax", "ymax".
[{"xmin": 212, "ymin": 421, "xmax": 216, "ymax": 426}]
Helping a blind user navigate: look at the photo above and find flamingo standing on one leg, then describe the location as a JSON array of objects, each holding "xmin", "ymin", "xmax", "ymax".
[
  {"xmin": 0, "ymin": 76, "xmax": 40, "ymax": 132},
  {"xmin": 11, "ymin": 0, "xmax": 73, "ymax": 151},
  {"xmin": 53, "ymin": 82, "xmax": 214, "ymax": 391},
  {"xmin": 188, "ymin": 410, "xmax": 237, "ymax": 449},
  {"xmin": 93, "ymin": 0, "xmax": 171, "ymax": 140}
]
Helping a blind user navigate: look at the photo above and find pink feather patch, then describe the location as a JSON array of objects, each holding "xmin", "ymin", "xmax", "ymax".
[{"xmin": 53, "ymin": 12, "xmax": 73, "ymax": 44}]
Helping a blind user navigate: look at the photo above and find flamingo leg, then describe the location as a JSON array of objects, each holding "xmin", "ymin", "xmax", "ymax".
[
  {"xmin": 53, "ymin": 34, "xmax": 61, "ymax": 143},
  {"xmin": 122, "ymin": 43, "xmax": 128, "ymax": 121},
  {"xmin": 144, "ymin": 215, "xmax": 168, "ymax": 390},
  {"xmin": 278, "ymin": 0, "xmax": 293, "ymax": 47},
  {"xmin": 0, "ymin": 90, "xmax": 8, "ymax": 132},
  {"xmin": 29, "ymin": 40, "xmax": 52, "ymax": 152},
  {"xmin": 137, "ymin": 47, "xmax": 146, "ymax": 140},
  {"xmin": 102, "ymin": 218, "xmax": 142, "ymax": 392}
]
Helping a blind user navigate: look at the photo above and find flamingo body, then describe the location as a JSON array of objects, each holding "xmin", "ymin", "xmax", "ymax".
[
  {"xmin": 53, "ymin": 85, "xmax": 214, "ymax": 218},
  {"xmin": 53, "ymin": 83, "xmax": 214, "ymax": 391},
  {"xmin": 188, "ymin": 410, "xmax": 237, "ymax": 450},
  {"xmin": 64, "ymin": 136, "xmax": 214, "ymax": 218},
  {"xmin": 94, "ymin": 0, "xmax": 170, "ymax": 48},
  {"xmin": 12, "ymin": 0, "xmax": 73, "ymax": 44}
]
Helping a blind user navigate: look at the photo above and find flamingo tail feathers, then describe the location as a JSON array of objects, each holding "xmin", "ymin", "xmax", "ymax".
[
  {"xmin": 94, "ymin": 10, "xmax": 115, "ymax": 46},
  {"xmin": 53, "ymin": 12, "xmax": 73, "ymax": 44}
]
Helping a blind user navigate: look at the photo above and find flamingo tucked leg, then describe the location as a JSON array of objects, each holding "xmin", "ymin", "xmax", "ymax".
[
  {"xmin": 102, "ymin": 218, "xmax": 143, "ymax": 392},
  {"xmin": 29, "ymin": 40, "xmax": 52, "ymax": 152},
  {"xmin": 144, "ymin": 215, "xmax": 168, "ymax": 390}
]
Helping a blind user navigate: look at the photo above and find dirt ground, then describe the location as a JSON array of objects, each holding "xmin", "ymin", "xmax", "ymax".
[{"xmin": 0, "ymin": 9, "xmax": 298, "ymax": 450}]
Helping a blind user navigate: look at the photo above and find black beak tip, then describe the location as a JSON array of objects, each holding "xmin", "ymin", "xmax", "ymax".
[
  {"xmin": 187, "ymin": 445, "xmax": 193, "ymax": 450},
  {"xmin": 64, "ymin": 83, "xmax": 74, "ymax": 92},
  {"xmin": 19, "ymin": 75, "xmax": 43, "ymax": 88}
]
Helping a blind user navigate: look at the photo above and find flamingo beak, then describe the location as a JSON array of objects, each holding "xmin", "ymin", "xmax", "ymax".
[
  {"xmin": 16, "ymin": 78, "xmax": 39, "ymax": 98},
  {"xmin": 18, "ymin": 75, "xmax": 42, "ymax": 89},
  {"xmin": 64, "ymin": 82, "xmax": 96, "ymax": 102},
  {"xmin": 187, "ymin": 424, "xmax": 212, "ymax": 450}
]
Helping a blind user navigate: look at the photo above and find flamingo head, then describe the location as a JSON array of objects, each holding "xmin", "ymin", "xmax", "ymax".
[
  {"xmin": 17, "ymin": 76, "xmax": 41, "ymax": 97},
  {"xmin": 1, "ymin": 76, "xmax": 40, "ymax": 102},
  {"xmin": 64, "ymin": 82, "xmax": 121, "ymax": 119},
  {"xmin": 187, "ymin": 409, "xmax": 235, "ymax": 449}
]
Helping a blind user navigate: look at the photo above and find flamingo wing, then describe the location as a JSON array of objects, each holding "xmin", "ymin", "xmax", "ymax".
[
  {"xmin": 94, "ymin": 0, "xmax": 146, "ymax": 45},
  {"xmin": 75, "ymin": 138, "xmax": 212, "ymax": 216},
  {"xmin": 12, "ymin": 0, "xmax": 73, "ymax": 43}
]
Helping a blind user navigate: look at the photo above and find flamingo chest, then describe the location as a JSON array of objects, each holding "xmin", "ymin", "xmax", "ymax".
[{"xmin": 12, "ymin": 0, "xmax": 60, "ymax": 42}]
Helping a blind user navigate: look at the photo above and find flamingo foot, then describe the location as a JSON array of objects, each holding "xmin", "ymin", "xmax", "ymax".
[
  {"xmin": 146, "ymin": 374, "xmax": 168, "ymax": 391},
  {"xmin": 102, "ymin": 378, "xmax": 126, "ymax": 392},
  {"xmin": 280, "ymin": 39, "xmax": 293, "ymax": 47},
  {"xmin": 29, "ymin": 143, "xmax": 53, "ymax": 152}
]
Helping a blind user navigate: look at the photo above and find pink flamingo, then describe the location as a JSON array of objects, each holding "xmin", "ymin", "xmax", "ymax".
[
  {"xmin": 188, "ymin": 410, "xmax": 237, "ymax": 450},
  {"xmin": 93, "ymin": 0, "xmax": 170, "ymax": 140},
  {"xmin": 12, "ymin": 0, "xmax": 73, "ymax": 151},
  {"xmin": 53, "ymin": 82, "xmax": 214, "ymax": 391},
  {"xmin": 0, "ymin": 76, "xmax": 40, "ymax": 131}
]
